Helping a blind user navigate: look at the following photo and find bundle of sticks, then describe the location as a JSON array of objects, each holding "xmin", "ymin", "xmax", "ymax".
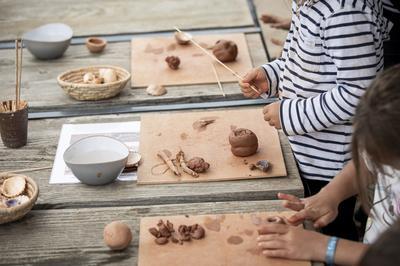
[{"xmin": 0, "ymin": 39, "xmax": 24, "ymax": 113}]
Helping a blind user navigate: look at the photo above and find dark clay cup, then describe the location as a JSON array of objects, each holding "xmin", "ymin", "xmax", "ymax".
[{"xmin": 0, "ymin": 101, "xmax": 28, "ymax": 148}]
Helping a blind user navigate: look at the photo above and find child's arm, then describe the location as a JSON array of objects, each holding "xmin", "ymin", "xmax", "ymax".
[
  {"xmin": 279, "ymin": 9, "xmax": 379, "ymax": 136},
  {"xmin": 261, "ymin": 8, "xmax": 295, "ymax": 98},
  {"xmin": 279, "ymin": 159, "xmax": 364, "ymax": 227},
  {"xmin": 257, "ymin": 223, "xmax": 369, "ymax": 265}
]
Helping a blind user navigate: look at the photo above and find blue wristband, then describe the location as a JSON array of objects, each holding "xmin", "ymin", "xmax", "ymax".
[{"xmin": 326, "ymin": 236, "xmax": 339, "ymax": 266}]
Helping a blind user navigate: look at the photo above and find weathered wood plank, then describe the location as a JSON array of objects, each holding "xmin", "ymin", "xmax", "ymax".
[
  {"xmin": 0, "ymin": 34, "xmax": 266, "ymax": 111},
  {"xmin": 0, "ymin": 0, "xmax": 254, "ymax": 41},
  {"xmin": 0, "ymin": 110, "xmax": 303, "ymax": 209},
  {"xmin": 0, "ymin": 201, "xmax": 322, "ymax": 266},
  {"xmin": 253, "ymin": 0, "xmax": 291, "ymax": 59}
]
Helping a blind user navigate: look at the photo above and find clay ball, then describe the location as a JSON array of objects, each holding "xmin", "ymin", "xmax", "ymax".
[
  {"xmin": 229, "ymin": 128, "xmax": 258, "ymax": 157},
  {"xmin": 212, "ymin": 40, "xmax": 238, "ymax": 62},
  {"xmin": 187, "ymin": 157, "xmax": 210, "ymax": 173},
  {"xmin": 165, "ymin": 56, "xmax": 180, "ymax": 70},
  {"xmin": 103, "ymin": 221, "xmax": 133, "ymax": 250}
]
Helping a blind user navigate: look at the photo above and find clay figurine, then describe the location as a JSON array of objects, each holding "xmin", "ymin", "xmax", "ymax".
[
  {"xmin": 212, "ymin": 40, "xmax": 238, "ymax": 62},
  {"xmin": 229, "ymin": 128, "xmax": 258, "ymax": 157}
]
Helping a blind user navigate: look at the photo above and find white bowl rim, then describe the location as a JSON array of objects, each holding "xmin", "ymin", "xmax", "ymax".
[
  {"xmin": 23, "ymin": 23, "xmax": 73, "ymax": 43},
  {"xmin": 63, "ymin": 135, "xmax": 129, "ymax": 165}
]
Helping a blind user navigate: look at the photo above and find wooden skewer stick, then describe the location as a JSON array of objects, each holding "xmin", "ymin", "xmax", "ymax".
[
  {"xmin": 210, "ymin": 61, "xmax": 226, "ymax": 97},
  {"xmin": 174, "ymin": 27, "xmax": 263, "ymax": 96},
  {"xmin": 2, "ymin": 166, "xmax": 53, "ymax": 175},
  {"xmin": 18, "ymin": 38, "xmax": 23, "ymax": 109},
  {"xmin": 15, "ymin": 39, "xmax": 19, "ymax": 112}
]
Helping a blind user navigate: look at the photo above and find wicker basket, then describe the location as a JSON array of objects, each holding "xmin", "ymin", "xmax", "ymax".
[
  {"xmin": 57, "ymin": 65, "xmax": 131, "ymax": 101},
  {"xmin": 0, "ymin": 173, "xmax": 39, "ymax": 225}
]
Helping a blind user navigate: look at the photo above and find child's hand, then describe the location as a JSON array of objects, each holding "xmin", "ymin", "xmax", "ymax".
[
  {"xmin": 260, "ymin": 14, "xmax": 291, "ymax": 30},
  {"xmin": 257, "ymin": 223, "xmax": 328, "ymax": 262},
  {"xmin": 239, "ymin": 67, "xmax": 269, "ymax": 98},
  {"xmin": 263, "ymin": 102, "xmax": 281, "ymax": 129},
  {"xmin": 278, "ymin": 192, "xmax": 339, "ymax": 228}
]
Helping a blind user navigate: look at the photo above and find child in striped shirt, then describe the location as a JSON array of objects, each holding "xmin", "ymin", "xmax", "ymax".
[
  {"xmin": 256, "ymin": 64, "xmax": 400, "ymax": 266},
  {"xmin": 240, "ymin": 0, "xmax": 390, "ymax": 240}
]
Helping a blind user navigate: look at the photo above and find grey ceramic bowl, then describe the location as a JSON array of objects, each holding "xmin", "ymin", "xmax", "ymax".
[
  {"xmin": 23, "ymin": 23, "xmax": 73, "ymax": 60},
  {"xmin": 63, "ymin": 136, "xmax": 129, "ymax": 185}
]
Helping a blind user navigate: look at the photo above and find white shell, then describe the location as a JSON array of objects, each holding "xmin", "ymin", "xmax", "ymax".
[
  {"xmin": 99, "ymin": 68, "xmax": 117, "ymax": 83},
  {"xmin": 83, "ymin": 72, "xmax": 95, "ymax": 83},
  {"xmin": 126, "ymin": 152, "xmax": 142, "ymax": 168},
  {"xmin": 1, "ymin": 175, "xmax": 26, "ymax": 198},
  {"xmin": 4, "ymin": 195, "xmax": 30, "ymax": 208},
  {"xmin": 146, "ymin": 84, "xmax": 167, "ymax": 96},
  {"xmin": 174, "ymin": 31, "xmax": 192, "ymax": 45}
]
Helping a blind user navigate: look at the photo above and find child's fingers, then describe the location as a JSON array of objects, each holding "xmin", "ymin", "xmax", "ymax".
[
  {"xmin": 263, "ymin": 105, "xmax": 269, "ymax": 114},
  {"xmin": 287, "ymin": 210, "xmax": 310, "ymax": 224},
  {"xmin": 257, "ymin": 234, "xmax": 281, "ymax": 242},
  {"xmin": 243, "ymin": 69, "xmax": 258, "ymax": 83},
  {"xmin": 282, "ymin": 200, "xmax": 305, "ymax": 212},
  {"xmin": 262, "ymin": 249, "xmax": 288, "ymax": 258},
  {"xmin": 258, "ymin": 240, "xmax": 286, "ymax": 249},
  {"xmin": 277, "ymin": 193, "xmax": 302, "ymax": 203},
  {"xmin": 257, "ymin": 224, "xmax": 289, "ymax": 235},
  {"xmin": 313, "ymin": 213, "xmax": 335, "ymax": 228}
]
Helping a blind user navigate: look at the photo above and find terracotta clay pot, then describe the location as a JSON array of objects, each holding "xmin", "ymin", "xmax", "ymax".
[
  {"xmin": 86, "ymin": 37, "xmax": 107, "ymax": 53},
  {"xmin": 229, "ymin": 128, "xmax": 258, "ymax": 157}
]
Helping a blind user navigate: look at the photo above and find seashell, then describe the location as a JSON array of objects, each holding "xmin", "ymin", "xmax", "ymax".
[
  {"xmin": 83, "ymin": 72, "xmax": 95, "ymax": 83},
  {"xmin": 174, "ymin": 31, "xmax": 192, "ymax": 45},
  {"xmin": 99, "ymin": 68, "xmax": 118, "ymax": 83},
  {"xmin": 146, "ymin": 84, "xmax": 167, "ymax": 96},
  {"xmin": 4, "ymin": 195, "xmax": 30, "ymax": 208},
  {"xmin": 125, "ymin": 151, "xmax": 142, "ymax": 168},
  {"xmin": 1, "ymin": 175, "xmax": 26, "ymax": 198}
]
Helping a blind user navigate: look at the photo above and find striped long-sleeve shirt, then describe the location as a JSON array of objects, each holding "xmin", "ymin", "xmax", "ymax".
[{"xmin": 263, "ymin": 0, "xmax": 390, "ymax": 181}]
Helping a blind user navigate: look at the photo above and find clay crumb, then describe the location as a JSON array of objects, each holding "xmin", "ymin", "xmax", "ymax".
[
  {"xmin": 227, "ymin": 235, "xmax": 243, "ymax": 245},
  {"xmin": 192, "ymin": 116, "xmax": 218, "ymax": 132},
  {"xmin": 204, "ymin": 216, "xmax": 221, "ymax": 232},
  {"xmin": 180, "ymin": 133, "xmax": 188, "ymax": 140}
]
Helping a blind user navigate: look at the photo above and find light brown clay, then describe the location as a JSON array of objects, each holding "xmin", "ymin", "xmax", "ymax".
[
  {"xmin": 149, "ymin": 219, "xmax": 205, "ymax": 245},
  {"xmin": 174, "ymin": 31, "xmax": 192, "ymax": 45},
  {"xmin": 190, "ymin": 224, "xmax": 206, "ymax": 240},
  {"xmin": 1, "ymin": 175, "xmax": 26, "ymax": 198},
  {"xmin": 212, "ymin": 40, "xmax": 238, "ymax": 62},
  {"xmin": 155, "ymin": 237, "xmax": 169, "ymax": 245},
  {"xmin": 229, "ymin": 128, "xmax": 258, "ymax": 157},
  {"xmin": 86, "ymin": 37, "xmax": 107, "ymax": 53},
  {"xmin": 146, "ymin": 84, "xmax": 167, "ymax": 96},
  {"xmin": 227, "ymin": 235, "xmax": 243, "ymax": 245},
  {"xmin": 176, "ymin": 150, "xmax": 199, "ymax": 177},
  {"xmin": 192, "ymin": 116, "xmax": 218, "ymax": 132},
  {"xmin": 187, "ymin": 157, "xmax": 210, "ymax": 173},
  {"xmin": 103, "ymin": 221, "xmax": 132, "ymax": 251},
  {"xmin": 165, "ymin": 56, "xmax": 180, "ymax": 70},
  {"xmin": 157, "ymin": 150, "xmax": 180, "ymax": 176}
]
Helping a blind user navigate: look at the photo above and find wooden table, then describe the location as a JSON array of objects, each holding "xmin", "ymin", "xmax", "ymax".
[
  {"xmin": 0, "ymin": 34, "xmax": 267, "ymax": 113},
  {"xmin": 0, "ymin": 110, "xmax": 315, "ymax": 265},
  {"xmin": 0, "ymin": 1, "xmax": 317, "ymax": 265},
  {"xmin": 0, "ymin": 110, "xmax": 303, "ymax": 209}
]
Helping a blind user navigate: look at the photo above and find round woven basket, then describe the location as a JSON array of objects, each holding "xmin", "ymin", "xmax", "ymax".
[
  {"xmin": 0, "ymin": 173, "xmax": 39, "ymax": 225},
  {"xmin": 57, "ymin": 65, "xmax": 131, "ymax": 101}
]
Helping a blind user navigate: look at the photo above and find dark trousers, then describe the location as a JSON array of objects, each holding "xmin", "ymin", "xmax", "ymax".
[
  {"xmin": 302, "ymin": 178, "xmax": 360, "ymax": 241},
  {"xmin": 384, "ymin": 10, "xmax": 400, "ymax": 68}
]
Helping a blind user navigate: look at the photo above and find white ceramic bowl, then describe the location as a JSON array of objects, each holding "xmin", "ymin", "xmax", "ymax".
[
  {"xmin": 63, "ymin": 136, "xmax": 129, "ymax": 185},
  {"xmin": 23, "ymin": 23, "xmax": 73, "ymax": 60}
]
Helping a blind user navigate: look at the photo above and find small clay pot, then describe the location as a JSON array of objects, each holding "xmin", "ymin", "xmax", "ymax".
[
  {"xmin": 86, "ymin": 37, "xmax": 107, "ymax": 53},
  {"xmin": 229, "ymin": 128, "xmax": 258, "ymax": 157}
]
